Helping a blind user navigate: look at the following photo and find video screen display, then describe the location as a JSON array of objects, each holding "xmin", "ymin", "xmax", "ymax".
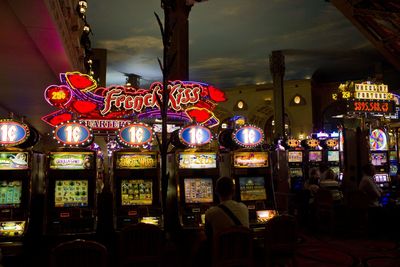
[
  {"xmin": 184, "ymin": 178, "xmax": 213, "ymax": 204},
  {"xmin": 178, "ymin": 153, "xmax": 217, "ymax": 169},
  {"xmin": 0, "ymin": 180, "xmax": 22, "ymax": 207},
  {"xmin": 327, "ymin": 151, "xmax": 340, "ymax": 162},
  {"xmin": 330, "ymin": 166, "xmax": 340, "ymax": 177},
  {"xmin": 390, "ymin": 164, "xmax": 398, "ymax": 176},
  {"xmin": 389, "ymin": 151, "xmax": 397, "ymax": 161},
  {"xmin": 371, "ymin": 152, "xmax": 387, "ymax": 166},
  {"xmin": 0, "ymin": 152, "xmax": 29, "ymax": 170},
  {"xmin": 288, "ymin": 151, "xmax": 303, "ymax": 163},
  {"xmin": 55, "ymin": 180, "xmax": 88, "ymax": 207},
  {"xmin": 121, "ymin": 179, "xmax": 152, "ymax": 205},
  {"xmin": 49, "ymin": 152, "xmax": 94, "ymax": 170},
  {"xmin": 289, "ymin": 168, "xmax": 303, "ymax": 178},
  {"xmin": 239, "ymin": 177, "xmax": 267, "ymax": 201},
  {"xmin": 233, "ymin": 152, "xmax": 268, "ymax": 168},
  {"xmin": 308, "ymin": 151, "xmax": 322, "ymax": 162}
]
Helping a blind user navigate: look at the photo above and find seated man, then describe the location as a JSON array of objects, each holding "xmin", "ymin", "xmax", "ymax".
[{"xmin": 205, "ymin": 176, "xmax": 249, "ymax": 240}]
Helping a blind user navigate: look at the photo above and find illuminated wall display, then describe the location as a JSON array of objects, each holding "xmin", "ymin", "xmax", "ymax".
[
  {"xmin": 53, "ymin": 121, "xmax": 93, "ymax": 147},
  {"xmin": 42, "ymin": 72, "xmax": 227, "ymax": 130},
  {"xmin": 232, "ymin": 125, "xmax": 264, "ymax": 148},
  {"xmin": 117, "ymin": 123, "xmax": 153, "ymax": 147},
  {"xmin": 0, "ymin": 119, "xmax": 30, "ymax": 147},
  {"xmin": 179, "ymin": 124, "xmax": 212, "ymax": 147}
]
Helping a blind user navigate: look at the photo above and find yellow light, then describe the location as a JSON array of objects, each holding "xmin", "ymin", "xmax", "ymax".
[
  {"xmin": 237, "ymin": 100, "xmax": 244, "ymax": 109},
  {"xmin": 294, "ymin": 96, "xmax": 301, "ymax": 104}
]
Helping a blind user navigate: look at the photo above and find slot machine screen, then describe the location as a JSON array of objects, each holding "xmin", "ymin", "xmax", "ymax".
[
  {"xmin": 289, "ymin": 168, "xmax": 303, "ymax": 178},
  {"xmin": 308, "ymin": 151, "xmax": 322, "ymax": 162},
  {"xmin": 374, "ymin": 174, "xmax": 389, "ymax": 183},
  {"xmin": 184, "ymin": 178, "xmax": 213, "ymax": 204},
  {"xmin": 389, "ymin": 151, "xmax": 397, "ymax": 161},
  {"xmin": 239, "ymin": 177, "xmax": 267, "ymax": 201},
  {"xmin": 390, "ymin": 164, "xmax": 398, "ymax": 176},
  {"xmin": 371, "ymin": 152, "xmax": 387, "ymax": 166},
  {"xmin": 331, "ymin": 166, "xmax": 340, "ymax": 176},
  {"xmin": 54, "ymin": 180, "xmax": 88, "ymax": 207},
  {"xmin": 178, "ymin": 153, "xmax": 217, "ymax": 169},
  {"xmin": 288, "ymin": 151, "xmax": 303, "ymax": 163},
  {"xmin": 0, "ymin": 180, "xmax": 22, "ymax": 208},
  {"xmin": 327, "ymin": 151, "xmax": 339, "ymax": 162},
  {"xmin": 121, "ymin": 179, "xmax": 152, "ymax": 205}
]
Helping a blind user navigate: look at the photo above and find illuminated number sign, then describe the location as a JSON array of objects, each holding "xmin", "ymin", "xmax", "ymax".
[
  {"xmin": 117, "ymin": 123, "xmax": 153, "ymax": 147},
  {"xmin": 179, "ymin": 125, "xmax": 212, "ymax": 147},
  {"xmin": 44, "ymin": 85, "xmax": 72, "ymax": 107},
  {"xmin": 54, "ymin": 122, "xmax": 93, "ymax": 146},
  {"xmin": 233, "ymin": 125, "xmax": 264, "ymax": 147},
  {"xmin": 0, "ymin": 120, "xmax": 30, "ymax": 147},
  {"xmin": 349, "ymin": 100, "xmax": 394, "ymax": 114}
]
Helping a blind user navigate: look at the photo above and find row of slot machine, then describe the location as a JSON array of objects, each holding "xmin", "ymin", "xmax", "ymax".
[
  {"xmin": 0, "ymin": 120, "xmax": 275, "ymax": 250},
  {"xmin": 285, "ymin": 132, "xmax": 343, "ymax": 192}
]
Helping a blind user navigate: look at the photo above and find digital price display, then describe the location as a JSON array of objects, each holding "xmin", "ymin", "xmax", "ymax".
[
  {"xmin": 349, "ymin": 100, "xmax": 394, "ymax": 114},
  {"xmin": 233, "ymin": 125, "xmax": 264, "ymax": 147},
  {"xmin": 179, "ymin": 125, "xmax": 212, "ymax": 147},
  {"xmin": 54, "ymin": 122, "xmax": 93, "ymax": 146},
  {"xmin": 117, "ymin": 123, "xmax": 153, "ymax": 147},
  {"xmin": 0, "ymin": 120, "xmax": 30, "ymax": 147}
]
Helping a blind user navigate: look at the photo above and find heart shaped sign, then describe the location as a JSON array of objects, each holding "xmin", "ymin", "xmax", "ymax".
[
  {"xmin": 72, "ymin": 100, "xmax": 98, "ymax": 114},
  {"xmin": 44, "ymin": 85, "xmax": 72, "ymax": 107},
  {"xmin": 66, "ymin": 71, "xmax": 97, "ymax": 92}
]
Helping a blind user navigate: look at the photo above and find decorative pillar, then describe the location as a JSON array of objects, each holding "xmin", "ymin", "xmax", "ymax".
[{"xmin": 269, "ymin": 51, "xmax": 285, "ymax": 139}]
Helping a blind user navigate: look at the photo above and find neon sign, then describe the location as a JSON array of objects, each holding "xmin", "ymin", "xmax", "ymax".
[
  {"xmin": 0, "ymin": 119, "xmax": 30, "ymax": 147},
  {"xmin": 233, "ymin": 125, "xmax": 264, "ymax": 148},
  {"xmin": 42, "ymin": 72, "xmax": 226, "ymax": 130},
  {"xmin": 117, "ymin": 123, "xmax": 154, "ymax": 147},
  {"xmin": 54, "ymin": 121, "xmax": 93, "ymax": 147},
  {"xmin": 179, "ymin": 124, "xmax": 212, "ymax": 147}
]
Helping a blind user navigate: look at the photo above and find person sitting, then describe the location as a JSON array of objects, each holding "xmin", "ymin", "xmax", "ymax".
[
  {"xmin": 359, "ymin": 163, "xmax": 382, "ymax": 207},
  {"xmin": 304, "ymin": 168, "xmax": 321, "ymax": 199},
  {"xmin": 319, "ymin": 168, "xmax": 343, "ymax": 203},
  {"xmin": 205, "ymin": 176, "xmax": 249, "ymax": 240}
]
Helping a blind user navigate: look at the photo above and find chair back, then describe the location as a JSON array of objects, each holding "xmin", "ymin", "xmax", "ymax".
[
  {"xmin": 264, "ymin": 214, "xmax": 297, "ymax": 254},
  {"xmin": 212, "ymin": 226, "xmax": 254, "ymax": 267},
  {"xmin": 50, "ymin": 239, "xmax": 108, "ymax": 267},
  {"xmin": 118, "ymin": 223, "xmax": 164, "ymax": 267}
]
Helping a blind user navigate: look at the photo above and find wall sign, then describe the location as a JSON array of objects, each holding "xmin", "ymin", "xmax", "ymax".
[
  {"xmin": 179, "ymin": 124, "xmax": 212, "ymax": 147},
  {"xmin": 232, "ymin": 125, "xmax": 264, "ymax": 148},
  {"xmin": 53, "ymin": 121, "xmax": 93, "ymax": 146},
  {"xmin": 117, "ymin": 123, "xmax": 153, "ymax": 147},
  {"xmin": 0, "ymin": 119, "xmax": 30, "ymax": 147}
]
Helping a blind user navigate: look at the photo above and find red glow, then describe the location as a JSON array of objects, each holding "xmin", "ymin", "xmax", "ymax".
[
  {"xmin": 66, "ymin": 72, "xmax": 96, "ymax": 92},
  {"xmin": 186, "ymin": 107, "xmax": 213, "ymax": 123},
  {"xmin": 45, "ymin": 85, "xmax": 72, "ymax": 107},
  {"xmin": 208, "ymin": 86, "xmax": 226, "ymax": 102},
  {"xmin": 49, "ymin": 113, "xmax": 72, "ymax": 126},
  {"xmin": 73, "ymin": 100, "xmax": 98, "ymax": 114}
]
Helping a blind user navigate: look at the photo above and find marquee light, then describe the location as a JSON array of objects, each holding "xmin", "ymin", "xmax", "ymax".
[
  {"xmin": 0, "ymin": 119, "xmax": 30, "ymax": 147},
  {"xmin": 179, "ymin": 124, "xmax": 212, "ymax": 147},
  {"xmin": 232, "ymin": 125, "xmax": 264, "ymax": 148},
  {"xmin": 53, "ymin": 121, "xmax": 93, "ymax": 147},
  {"xmin": 117, "ymin": 123, "xmax": 154, "ymax": 148}
]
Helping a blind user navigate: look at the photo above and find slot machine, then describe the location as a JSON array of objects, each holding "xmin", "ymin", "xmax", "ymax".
[
  {"xmin": 176, "ymin": 151, "xmax": 218, "ymax": 228},
  {"xmin": 302, "ymin": 138, "xmax": 323, "ymax": 179},
  {"xmin": 113, "ymin": 150, "xmax": 161, "ymax": 228},
  {"xmin": 0, "ymin": 149, "xmax": 30, "ymax": 242},
  {"xmin": 323, "ymin": 134, "xmax": 341, "ymax": 179},
  {"xmin": 0, "ymin": 118, "xmax": 42, "ymax": 255},
  {"xmin": 231, "ymin": 150, "xmax": 275, "ymax": 225},
  {"xmin": 112, "ymin": 122, "xmax": 161, "ymax": 228},
  {"xmin": 286, "ymin": 138, "xmax": 305, "ymax": 192},
  {"xmin": 369, "ymin": 128, "xmax": 390, "ymax": 190},
  {"xmin": 44, "ymin": 148, "xmax": 97, "ymax": 236}
]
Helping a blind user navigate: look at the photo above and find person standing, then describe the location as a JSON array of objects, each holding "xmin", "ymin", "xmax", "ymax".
[{"xmin": 359, "ymin": 163, "xmax": 382, "ymax": 207}]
